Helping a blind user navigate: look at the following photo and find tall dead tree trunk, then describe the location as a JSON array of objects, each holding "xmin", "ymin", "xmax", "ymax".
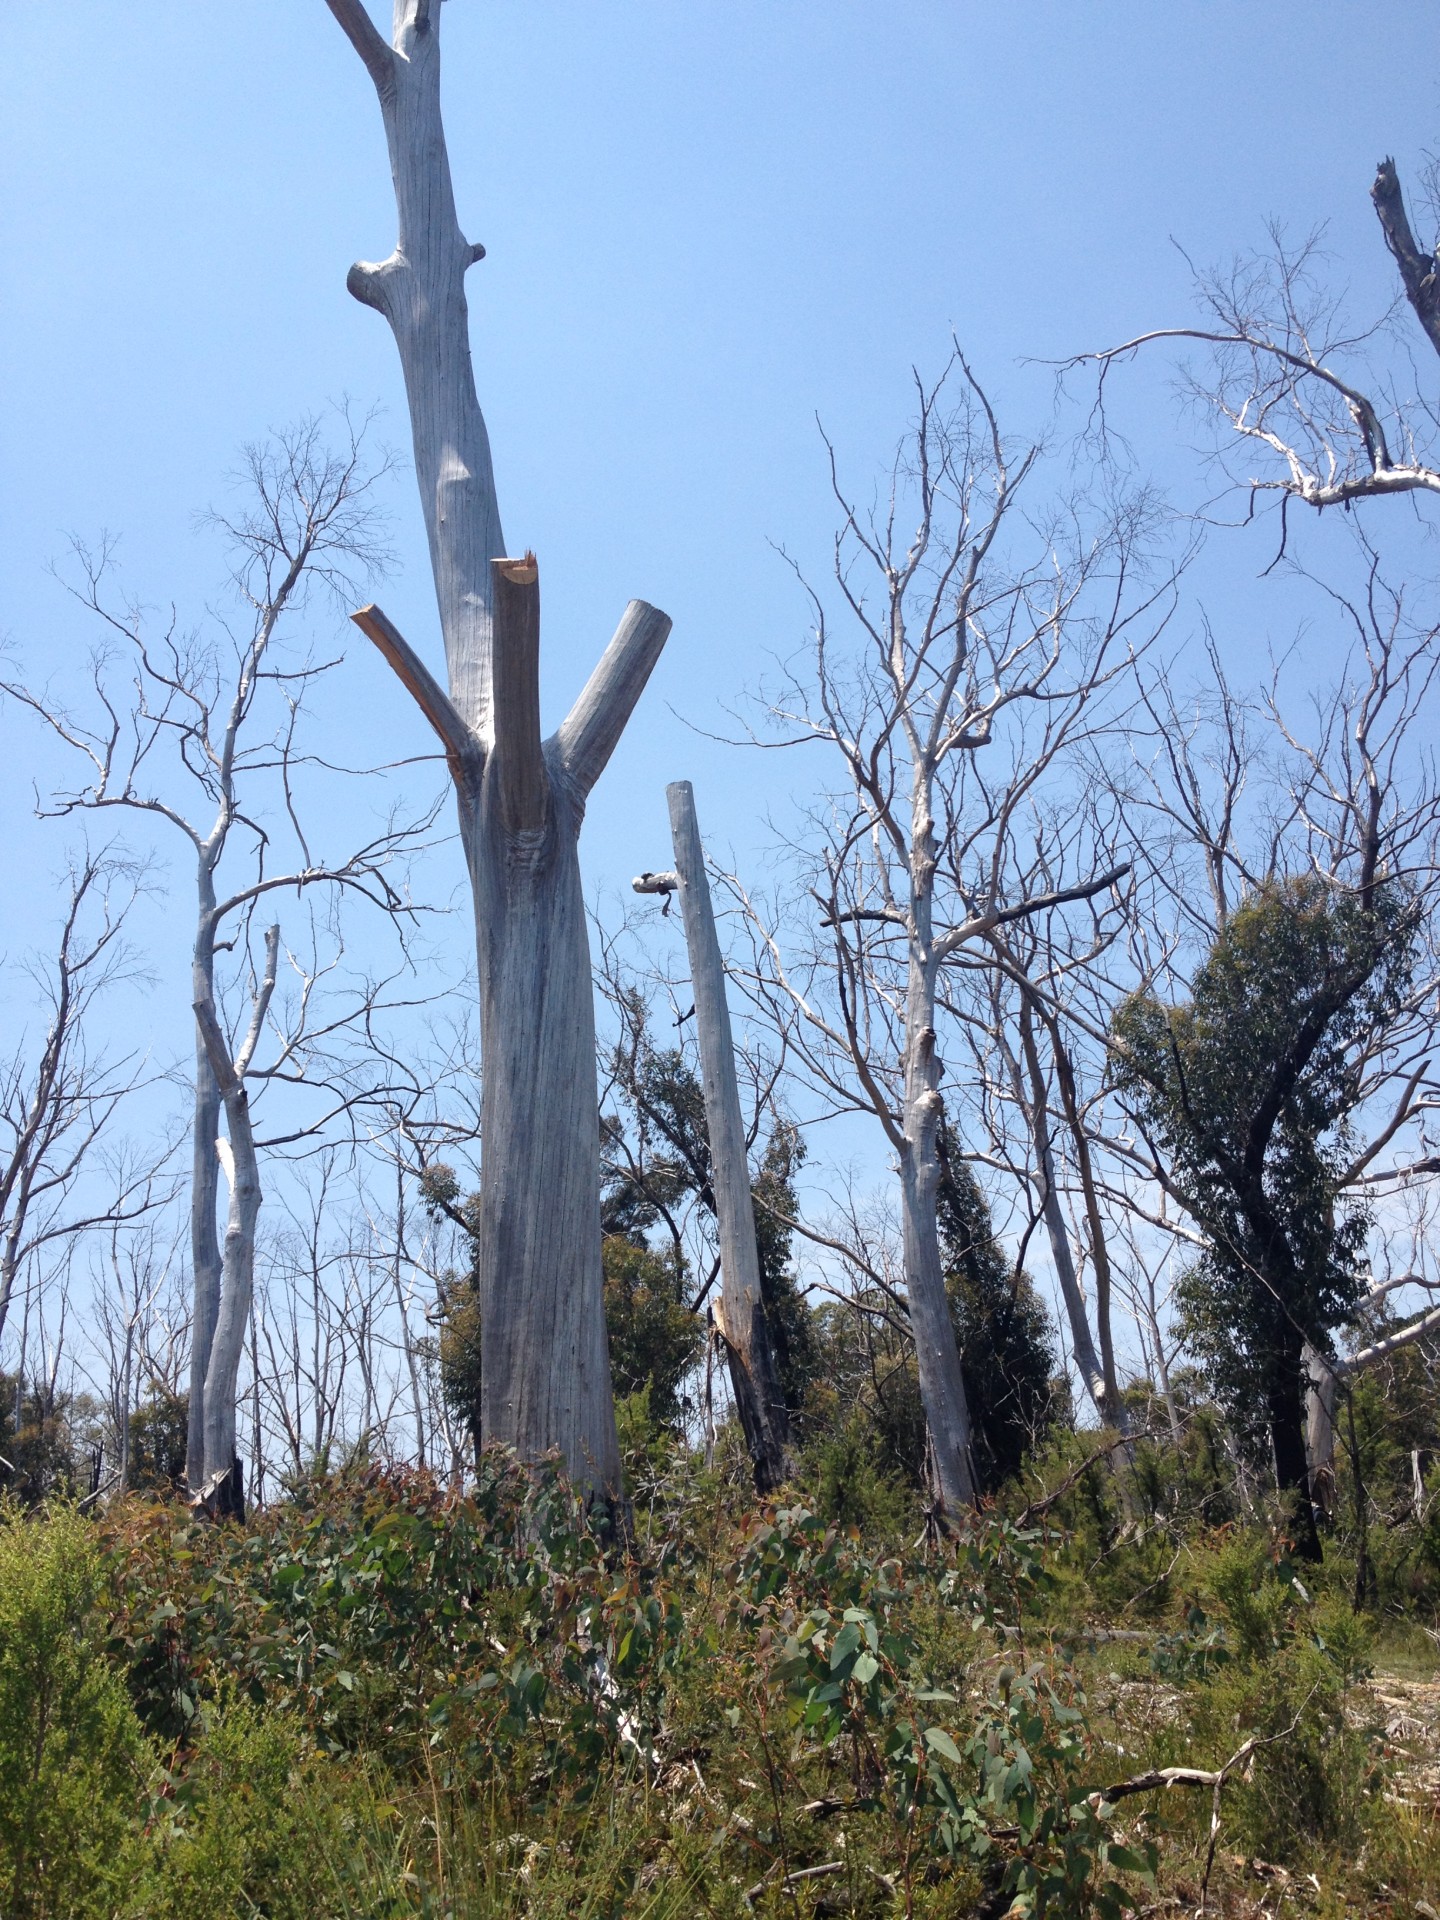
[
  {"xmin": 190, "ymin": 926, "xmax": 279, "ymax": 1520},
  {"xmin": 902, "ymin": 788, "xmax": 980, "ymax": 1518},
  {"xmin": 634, "ymin": 781, "xmax": 792, "ymax": 1490},
  {"xmin": 186, "ymin": 860, "xmax": 224, "ymax": 1485},
  {"xmin": 1015, "ymin": 993, "xmax": 1128, "ymax": 1430},
  {"xmin": 329, "ymin": 0, "xmax": 671, "ymax": 1501}
]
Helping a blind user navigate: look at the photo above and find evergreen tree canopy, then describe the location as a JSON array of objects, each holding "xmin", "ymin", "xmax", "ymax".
[
  {"xmin": 937, "ymin": 1130, "xmax": 1059, "ymax": 1494},
  {"xmin": 1112, "ymin": 875, "xmax": 1417, "ymax": 1555}
]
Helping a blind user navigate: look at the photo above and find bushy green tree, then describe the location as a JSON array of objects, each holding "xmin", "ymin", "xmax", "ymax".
[
  {"xmin": 128, "ymin": 1387, "xmax": 189, "ymax": 1494},
  {"xmin": 1112, "ymin": 876, "xmax": 1416, "ymax": 1558},
  {"xmin": 602, "ymin": 1236, "xmax": 703, "ymax": 1427},
  {"xmin": 937, "ymin": 1130, "xmax": 1060, "ymax": 1493},
  {"xmin": 750, "ymin": 1122, "xmax": 820, "ymax": 1423}
]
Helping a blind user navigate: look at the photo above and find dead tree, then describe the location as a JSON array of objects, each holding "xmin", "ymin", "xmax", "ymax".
[
  {"xmin": 957, "ymin": 804, "xmax": 1138, "ymax": 1432},
  {"xmin": 0, "ymin": 852, "xmax": 165, "ymax": 1353},
  {"xmin": 729, "ymin": 354, "xmax": 1166, "ymax": 1520},
  {"xmin": 1071, "ymin": 155, "xmax": 1440, "ymax": 517},
  {"xmin": 1304, "ymin": 1272, "xmax": 1440, "ymax": 1511},
  {"xmin": 326, "ymin": 0, "xmax": 672, "ymax": 1502},
  {"xmin": 633, "ymin": 780, "xmax": 792, "ymax": 1489},
  {"xmin": 6, "ymin": 420, "xmax": 426, "ymax": 1514}
]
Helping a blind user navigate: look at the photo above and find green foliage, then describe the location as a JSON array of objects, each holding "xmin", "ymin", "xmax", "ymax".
[
  {"xmin": 729, "ymin": 1506, "xmax": 1150, "ymax": 1916},
  {"xmin": 128, "ymin": 1385, "xmax": 189, "ymax": 1493},
  {"xmin": 751, "ymin": 1120, "xmax": 822, "ymax": 1423},
  {"xmin": 0, "ymin": 1371, "xmax": 102, "ymax": 1505},
  {"xmin": 808, "ymin": 1402, "xmax": 922, "ymax": 1538},
  {"xmin": 126, "ymin": 1699, "xmax": 404, "ymax": 1920},
  {"xmin": 603, "ymin": 997, "xmax": 823, "ymax": 1429},
  {"xmin": 420, "ymin": 1162, "xmax": 485, "ymax": 1462},
  {"xmin": 1113, "ymin": 878, "xmax": 1417, "ymax": 1551},
  {"xmin": 101, "ymin": 1454, "xmax": 688, "ymax": 1807},
  {"xmin": 938, "ymin": 1130, "xmax": 1061, "ymax": 1493},
  {"xmin": 3, "ymin": 1459, "xmax": 1433, "ymax": 1919},
  {"xmin": 0, "ymin": 1503, "xmax": 153, "ymax": 1919},
  {"xmin": 801, "ymin": 1138, "xmax": 1059, "ymax": 1519},
  {"xmin": 603, "ymin": 1234, "xmax": 704, "ymax": 1428},
  {"xmin": 1168, "ymin": 1537, "xmax": 1381, "ymax": 1864}
]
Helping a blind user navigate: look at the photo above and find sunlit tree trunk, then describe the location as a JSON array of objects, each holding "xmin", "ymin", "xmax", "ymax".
[
  {"xmin": 328, "ymin": 0, "xmax": 671, "ymax": 1502},
  {"xmin": 659, "ymin": 780, "xmax": 792, "ymax": 1491},
  {"xmin": 902, "ymin": 770, "xmax": 978, "ymax": 1516}
]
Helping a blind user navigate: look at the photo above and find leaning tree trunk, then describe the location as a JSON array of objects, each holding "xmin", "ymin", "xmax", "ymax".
[
  {"xmin": 1017, "ymin": 996, "xmax": 1128, "ymax": 1430},
  {"xmin": 903, "ymin": 783, "xmax": 978, "ymax": 1518},
  {"xmin": 663, "ymin": 780, "xmax": 792, "ymax": 1491},
  {"xmin": 1304, "ymin": 1295, "xmax": 1440, "ymax": 1515},
  {"xmin": 329, "ymin": 0, "xmax": 670, "ymax": 1503}
]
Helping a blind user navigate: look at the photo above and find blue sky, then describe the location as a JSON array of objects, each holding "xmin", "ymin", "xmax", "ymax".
[{"xmin": 3, "ymin": 0, "xmax": 1439, "ymax": 1212}]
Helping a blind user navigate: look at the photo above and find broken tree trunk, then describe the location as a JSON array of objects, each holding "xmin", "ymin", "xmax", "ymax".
[
  {"xmin": 634, "ymin": 781, "xmax": 792, "ymax": 1491},
  {"xmin": 328, "ymin": 0, "xmax": 671, "ymax": 1502},
  {"xmin": 1304, "ymin": 1280, "xmax": 1440, "ymax": 1514}
]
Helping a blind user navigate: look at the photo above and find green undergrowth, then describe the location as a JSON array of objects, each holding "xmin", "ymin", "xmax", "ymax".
[{"xmin": 0, "ymin": 1446, "xmax": 1437, "ymax": 1918}]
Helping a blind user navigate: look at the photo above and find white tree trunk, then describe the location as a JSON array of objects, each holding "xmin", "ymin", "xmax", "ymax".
[
  {"xmin": 191, "ymin": 925, "xmax": 277, "ymax": 1517},
  {"xmin": 903, "ymin": 778, "xmax": 978, "ymax": 1517},
  {"xmin": 185, "ymin": 876, "xmax": 223, "ymax": 1488},
  {"xmin": 329, "ymin": 0, "xmax": 671, "ymax": 1504},
  {"xmin": 1017, "ymin": 997, "xmax": 1126, "ymax": 1429},
  {"xmin": 1304, "ymin": 1298, "xmax": 1440, "ymax": 1512},
  {"xmin": 664, "ymin": 780, "xmax": 791, "ymax": 1490}
]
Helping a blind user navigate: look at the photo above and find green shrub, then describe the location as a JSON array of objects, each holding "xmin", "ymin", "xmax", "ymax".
[
  {"xmin": 125, "ymin": 1699, "xmax": 409, "ymax": 1920},
  {"xmin": 804, "ymin": 1403, "xmax": 920, "ymax": 1539},
  {"xmin": 0, "ymin": 1503, "xmax": 153, "ymax": 1919},
  {"xmin": 1154, "ymin": 1535, "xmax": 1381, "ymax": 1866}
]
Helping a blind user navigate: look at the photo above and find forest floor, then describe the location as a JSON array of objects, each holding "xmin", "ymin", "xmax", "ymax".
[{"xmin": 1362, "ymin": 1668, "xmax": 1440, "ymax": 1811}]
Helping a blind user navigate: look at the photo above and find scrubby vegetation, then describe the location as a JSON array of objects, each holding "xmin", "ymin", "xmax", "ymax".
[{"xmin": 4, "ymin": 1427, "xmax": 1438, "ymax": 1919}]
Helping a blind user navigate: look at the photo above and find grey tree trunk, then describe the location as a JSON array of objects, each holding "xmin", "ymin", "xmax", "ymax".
[
  {"xmin": 903, "ymin": 784, "xmax": 978, "ymax": 1517},
  {"xmin": 185, "ymin": 879, "xmax": 223, "ymax": 1488},
  {"xmin": 1017, "ymin": 996, "xmax": 1127, "ymax": 1429},
  {"xmin": 1303, "ymin": 1342, "xmax": 1338, "ymax": 1518},
  {"xmin": 1304, "ymin": 1294, "xmax": 1440, "ymax": 1513},
  {"xmin": 662, "ymin": 780, "xmax": 792, "ymax": 1491},
  {"xmin": 191, "ymin": 925, "xmax": 278, "ymax": 1519},
  {"xmin": 329, "ymin": 0, "xmax": 671, "ymax": 1503}
]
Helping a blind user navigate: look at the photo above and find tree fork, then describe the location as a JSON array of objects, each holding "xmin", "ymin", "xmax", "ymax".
[{"xmin": 330, "ymin": 0, "xmax": 674, "ymax": 1500}]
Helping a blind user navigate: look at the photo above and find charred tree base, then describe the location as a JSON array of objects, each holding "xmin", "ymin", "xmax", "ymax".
[{"xmin": 189, "ymin": 1454, "xmax": 245, "ymax": 1523}]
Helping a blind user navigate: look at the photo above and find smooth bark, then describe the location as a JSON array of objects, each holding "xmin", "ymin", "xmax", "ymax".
[
  {"xmin": 662, "ymin": 780, "xmax": 791, "ymax": 1491},
  {"xmin": 186, "ymin": 871, "xmax": 223, "ymax": 1485},
  {"xmin": 902, "ymin": 780, "xmax": 979, "ymax": 1515},
  {"xmin": 1016, "ymin": 995, "xmax": 1127, "ymax": 1428},
  {"xmin": 191, "ymin": 926, "xmax": 278, "ymax": 1519},
  {"xmin": 330, "ymin": 0, "xmax": 671, "ymax": 1499},
  {"xmin": 1304, "ymin": 1292, "xmax": 1440, "ymax": 1513}
]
